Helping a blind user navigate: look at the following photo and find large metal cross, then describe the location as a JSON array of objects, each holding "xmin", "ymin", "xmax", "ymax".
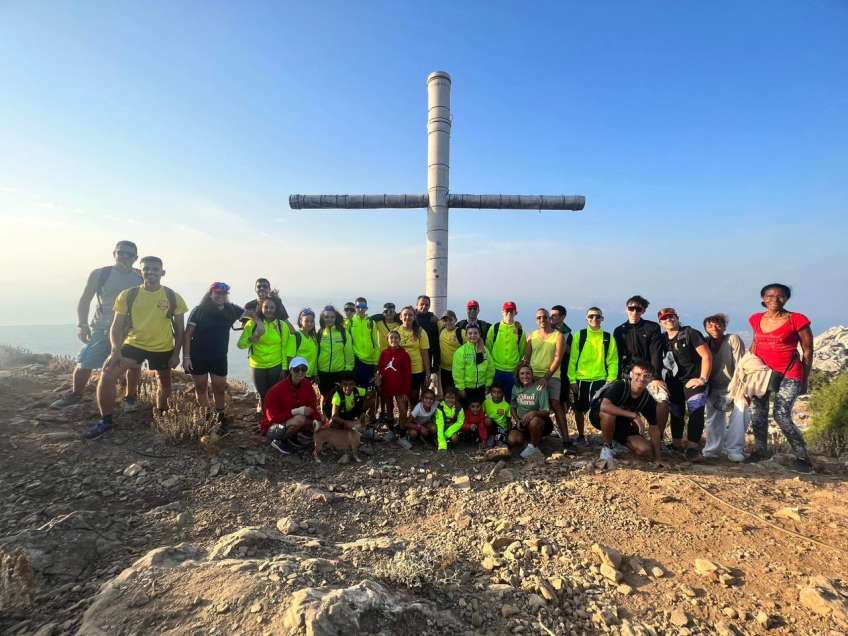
[{"xmin": 290, "ymin": 71, "xmax": 586, "ymax": 316}]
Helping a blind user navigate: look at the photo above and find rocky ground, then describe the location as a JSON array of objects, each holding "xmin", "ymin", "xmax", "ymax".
[{"xmin": 1, "ymin": 359, "xmax": 847, "ymax": 636}]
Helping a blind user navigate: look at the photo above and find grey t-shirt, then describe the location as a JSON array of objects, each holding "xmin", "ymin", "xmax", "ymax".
[{"xmin": 91, "ymin": 266, "xmax": 143, "ymax": 329}]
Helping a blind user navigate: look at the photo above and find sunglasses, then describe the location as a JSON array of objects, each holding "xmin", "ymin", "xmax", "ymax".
[
  {"xmin": 627, "ymin": 306, "xmax": 644, "ymax": 313},
  {"xmin": 116, "ymin": 250, "xmax": 136, "ymax": 258},
  {"xmin": 356, "ymin": 304, "xmax": 367, "ymax": 310},
  {"xmin": 344, "ymin": 307, "xmax": 355, "ymax": 312},
  {"xmin": 291, "ymin": 365, "xmax": 308, "ymax": 373},
  {"xmin": 535, "ymin": 315, "xmax": 548, "ymax": 320},
  {"xmin": 659, "ymin": 314, "xmax": 677, "ymax": 321},
  {"xmin": 587, "ymin": 314, "xmax": 603, "ymax": 320}
]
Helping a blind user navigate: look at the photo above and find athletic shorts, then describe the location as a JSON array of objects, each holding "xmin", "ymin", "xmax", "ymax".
[
  {"xmin": 589, "ymin": 410, "xmax": 648, "ymax": 445},
  {"xmin": 573, "ymin": 379, "xmax": 607, "ymax": 413},
  {"xmin": 191, "ymin": 357, "xmax": 228, "ymax": 377},
  {"xmin": 78, "ymin": 327, "xmax": 111, "ymax": 370},
  {"xmin": 121, "ymin": 345, "xmax": 173, "ymax": 371},
  {"xmin": 318, "ymin": 371, "xmax": 343, "ymax": 395},
  {"xmin": 515, "ymin": 413, "xmax": 554, "ymax": 437},
  {"xmin": 534, "ymin": 375, "xmax": 562, "ymax": 404}
]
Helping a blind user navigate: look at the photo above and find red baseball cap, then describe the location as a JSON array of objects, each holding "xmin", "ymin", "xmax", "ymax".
[
  {"xmin": 466, "ymin": 299, "xmax": 479, "ymax": 309},
  {"xmin": 502, "ymin": 301, "xmax": 517, "ymax": 312}
]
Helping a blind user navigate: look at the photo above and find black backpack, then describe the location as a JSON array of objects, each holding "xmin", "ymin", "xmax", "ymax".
[
  {"xmin": 125, "ymin": 285, "xmax": 177, "ymax": 331},
  {"xmin": 334, "ymin": 386, "xmax": 365, "ymax": 414},
  {"xmin": 575, "ymin": 329, "xmax": 612, "ymax": 375}
]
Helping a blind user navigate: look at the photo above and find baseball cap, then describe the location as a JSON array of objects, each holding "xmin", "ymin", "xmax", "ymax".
[
  {"xmin": 289, "ymin": 356, "xmax": 309, "ymax": 370},
  {"xmin": 442, "ymin": 309, "xmax": 457, "ymax": 321},
  {"xmin": 383, "ymin": 302, "xmax": 396, "ymax": 310},
  {"xmin": 209, "ymin": 282, "xmax": 230, "ymax": 293},
  {"xmin": 502, "ymin": 301, "xmax": 517, "ymax": 312},
  {"xmin": 466, "ymin": 299, "xmax": 480, "ymax": 309},
  {"xmin": 657, "ymin": 308, "xmax": 678, "ymax": 321}
]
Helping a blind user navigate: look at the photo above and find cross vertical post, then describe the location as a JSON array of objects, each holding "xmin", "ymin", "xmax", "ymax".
[{"xmin": 426, "ymin": 71, "xmax": 451, "ymax": 316}]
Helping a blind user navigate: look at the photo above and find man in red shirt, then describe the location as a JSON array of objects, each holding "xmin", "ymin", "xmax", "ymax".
[{"xmin": 263, "ymin": 356, "xmax": 319, "ymax": 455}]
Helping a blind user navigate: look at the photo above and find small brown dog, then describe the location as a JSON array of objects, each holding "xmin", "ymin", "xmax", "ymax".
[{"xmin": 313, "ymin": 420, "xmax": 361, "ymax": 463}]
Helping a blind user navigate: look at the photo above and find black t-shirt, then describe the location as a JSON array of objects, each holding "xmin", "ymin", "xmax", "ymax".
[
  {"xmin": 613, "ymin": 319, "xmax": 665, "ymax": 377},
  {"xmin": 243, "ymin": 297, "xmax": 289, "ymax": 322},
  {"xmin": 664, "ymin": 326, "xmax": 706, "ymax": 380},
  {"xmin": 598, "ymin": 379, "xmax": 657, "ymax": 423},
  {"xmin": 188, "ymin": 303, "xmax": 243, "ymax": 360},
  {"xmin": 416, "ymin": 312, "xmax": 440, "ymax": 368}
]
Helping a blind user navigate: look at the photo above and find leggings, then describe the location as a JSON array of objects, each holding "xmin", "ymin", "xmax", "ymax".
[
  {"xmin": 751, "ymin": 377, "xmax": 808, "ymax": 461},
  {"xmin": 668, "ymin": 378, "xmax": 707, "ymax": 443},
  {"xmin": 252, "ymin": 365, "xmax": 283, "ymax": 406}
]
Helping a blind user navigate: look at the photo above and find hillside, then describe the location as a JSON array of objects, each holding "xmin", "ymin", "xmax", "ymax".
[{"xmin": 0, "ymin": 358, "xmax": 847, "ymax": 635}]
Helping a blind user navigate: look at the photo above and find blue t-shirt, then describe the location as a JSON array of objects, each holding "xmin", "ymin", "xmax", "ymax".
[{"xmin": 188, "ymin": 304, "xmax": 243, "ymax": 360}]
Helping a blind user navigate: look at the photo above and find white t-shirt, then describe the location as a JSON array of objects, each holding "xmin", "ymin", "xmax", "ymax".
[{"xmin": 411, "ymin": 402, "xmax": 438, "ymax": 425}]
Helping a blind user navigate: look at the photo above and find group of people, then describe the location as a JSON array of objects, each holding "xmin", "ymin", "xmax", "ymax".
[{"xmin": 52, "ymin": 241, "xmax": 817, "ymax": 474}]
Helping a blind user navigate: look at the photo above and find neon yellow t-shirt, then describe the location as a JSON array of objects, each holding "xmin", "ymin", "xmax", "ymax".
[
  {"xmin": 399, "ymin": 326, "xmax": 430, "ymax": 374},
  {"xmin": 439, "ymin": 327, "xmax": 460, "ymax": 370},
  {"xmin": 483, "ymin": 398, "xmax": 512, "ymax": 430},
  {"xmin": 331, "ymin": 387, "xmax": 366, "ymax": 413},
  {"xmin": 114, "ymin": 286, "xmax": 188, "ymax": 352},
  {"xmin": 529, "ymin": 329, "xmax": 562, "ymax": 379}
]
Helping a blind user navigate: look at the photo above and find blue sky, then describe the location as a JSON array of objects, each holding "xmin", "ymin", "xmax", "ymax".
[{"xmin": 1, "ymin": 1, "xmax": 846, "ymax": 333}]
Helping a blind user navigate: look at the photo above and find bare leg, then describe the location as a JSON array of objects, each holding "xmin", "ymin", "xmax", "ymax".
[
  {"xmin": 551, "ymin": 398, "xmax": 569, "ymax": 442},
  {"xmin": 156, "ymin": 369, "xmax": 172, "ymax": 411},
  {"xmin": 192, "ymin": 374, "xmax": 210, "ymax": 409},
  {"xmin": 574, "ymin": 410, "xmax": 586, "ymax": 438},
  {"xmin": 125, "ymin": 366, "xmax": 140, "ymax": 399},
  {"xmin": 598, "ymin": 411, "xmax": 616, "ymax": 447},
  {"xmin": 626, "ymin": 434, "xmax": 654, "ymax": 460},
  {"xmin": 72, "ymin": 367, "xmax": 94, "ymax": 395},
  {"xmin": 527, "ymin": 416, "xmax": 545, "ymax": 447},
  {"xmin": 210, "ymin": 375, "xmax": 227, "ymax": 411}
]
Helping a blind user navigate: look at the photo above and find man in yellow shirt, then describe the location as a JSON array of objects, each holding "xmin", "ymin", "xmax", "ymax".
[{"xmin": 86, "ymin": 256, "xmax": 188, "ymax": 439}]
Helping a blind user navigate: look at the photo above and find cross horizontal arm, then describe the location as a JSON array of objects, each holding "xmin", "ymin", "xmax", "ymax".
[{"xmin": 289, "ymin": 193, "xmax": 585, "ymax": 211}]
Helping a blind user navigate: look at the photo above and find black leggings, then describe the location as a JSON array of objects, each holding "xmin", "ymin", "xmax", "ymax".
[
  {"xmin": 668, "ymin": 377, "xmax": 706, "ymax": 443},
  {"xmin": 253, "ymin": 365, "xmax": 283, "ymax": 405}
]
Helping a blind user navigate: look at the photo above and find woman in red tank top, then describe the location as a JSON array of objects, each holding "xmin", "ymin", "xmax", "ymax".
[{"xmin": 747, "ymin": 283, "xmax": 814, "ymax": 472}]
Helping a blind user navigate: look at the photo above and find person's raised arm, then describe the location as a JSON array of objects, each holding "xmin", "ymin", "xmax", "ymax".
[{"xmin": 76, "ymin": 269, "xmax": 100, "ymax": 343}]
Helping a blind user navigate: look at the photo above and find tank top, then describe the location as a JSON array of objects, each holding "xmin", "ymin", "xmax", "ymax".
[
  {"xmin": 92, "ymin": 267, "xmax": 143, "ymax": 329},
  {"xmin": 529, "ymin": 329, "xmax": 562, "ymax": 379}
]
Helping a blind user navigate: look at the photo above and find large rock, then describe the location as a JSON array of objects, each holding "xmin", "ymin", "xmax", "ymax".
[
  {"xmin": 0, "ymin": 547, "xmax": 37, "ymax": 614},
  {"xmin": 0, "ymin": 511, "xmax": 125, "ymax": 582},
  {"xmin": 208, "ymin": 526, "xmax": 290, "ymax": 560},
  {"xmin": 282, "ymin": 579, "xmax": 453, "ymax": 636},
  {"xmin": 813, "ymin": 326, "xmax": 848, "ymax": 374},
  {"xmin": 799, "ymin": 576, "xmax": 848, "ymax": 624}
]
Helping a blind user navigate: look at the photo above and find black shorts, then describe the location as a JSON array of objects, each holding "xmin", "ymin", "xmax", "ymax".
[
  {"xmin": 516, "ymin": 412, "xmax": 554, "ymax": 437},
  {"xmin": 121, "ymin": 345, "xmax": 173, "ymax": 371},
  {"xmin": 191, "ymin": 357, "xmax": 228, "ymax": 377},
  {"xmin": 589, "ymin": 410, "xmax": 642, "ymax": 445},
  {"xmin": 318, "ymin": 371, "xmax": 343, "ymax": 395},
  {"xmin": 573, "ymin": 379, "xmax": 607, "ymax": 413},
  {"xmin": 440, "ymin": 368, "xmax": 455, "ymax": 392}
]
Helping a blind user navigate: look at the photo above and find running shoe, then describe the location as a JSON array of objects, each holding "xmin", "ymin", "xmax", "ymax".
[
  {"xmin": 744, "ymin": 449, "xmax": 770, "ymax": 463},
  {"xmin": 575, "ymin": 435, "xmax": 589, "ymax": 448},
  {"xmin": 270, "ymin": 439, "xmax": 292, "ymax": 455},
  {"xmin": 599, "ymin": 446, "xmax": 615, "ymax": 462},
  {"xmin": 50, "ymin": 392, "xmax": 82, "ymax": 409},
  {"xmin": 121, "ymin": 397, "xmax": 139, "ymax": 413},
  {"xmin": 83, "ymin": 419, "xmax": 113, "ymax": 440},
  {"xmin": 520, "ymin": 445, "xmax": 542, "ymax": 460},
  {"xmin": 611, "ymin": 440, "xmax": 629, "ymax": 456},
  {"xmin": 397, "ymin": 436, "xmax": 413, "ymax": 450},
  {"xmin": 790, "ymin": 459, "xmax": 815, "ymax": 474},
  {"xmin": 684, "ymin": 447, "xmax": 702, "ymax": 461},
  {"xmin": 727, "ymin": 452, "xmax": 746, "ymax": 463}
]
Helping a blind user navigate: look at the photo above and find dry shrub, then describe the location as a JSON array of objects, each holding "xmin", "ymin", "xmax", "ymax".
[
  {"xmin": 372, "ymin": 546, "xmax": 460, "ymax": 589},
  {"xmin": 0, "ymin": 345, "xmax": 51, "ymax": 369},
  {"xmin": 138, "ymin": 373, "xmax": 216, "ymax": 442},
  {"xmin": 48, "ymin": 354, "xmax": 77, "ymax": 374}
]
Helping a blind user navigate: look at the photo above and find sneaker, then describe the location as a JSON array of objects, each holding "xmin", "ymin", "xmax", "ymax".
[
  {"xmin": 397, "ymin": 436, "xmax": 413, "ymax": 450},
  {"xmin": 385, "ymin": 430, "xmax": 398, "ymax": 442},
  {"xmin": 599, "ymin": 446, "xmax": 615, "ymax": 462},
  {"xmin": 575, "ymin": 435, "xmax": 589, "ymax": 448},
  {"xmin": 727, "ymin": 452, "xmax": 746, "ymax": 463},
  {"xmin": 684, "ymin": 448, "xmax": 703, "ymax": 461},
  {"xmin": 611, "ymin": 440, "xmax": 629, "ymax": 456},
  {"xmin": 121, "ymin": 397, "xmax": 139, "ymax": 413},
  {"xmin": 83, "ymin": 419, "xmax": 113, "ymax": 440},
  {"xmin": 270, "ymin": 439, "xmax": 292, "ymax": 456},
  {"xmin": 745, "ymin": 449, "xmax": 770, "ymax": 463},
  {"xmin": 214, "ymin": 420, "xmax": 230, "ymax": 437},
  {"xmin": 50, "ymin": 393, "xmax": 82, "ymax": 409},
  {"xmin": 520, "ymin": 445, "xmax": 542, "ymax": 460},
  {"xmin": 790, "ymin": 458, "xmax": 815, "ymax": 474}
]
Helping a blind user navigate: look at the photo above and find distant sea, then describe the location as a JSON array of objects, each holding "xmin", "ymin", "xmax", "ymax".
[{"xmin": 0, "ymin": 324, "xmax": 252, "ymax": 383}]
